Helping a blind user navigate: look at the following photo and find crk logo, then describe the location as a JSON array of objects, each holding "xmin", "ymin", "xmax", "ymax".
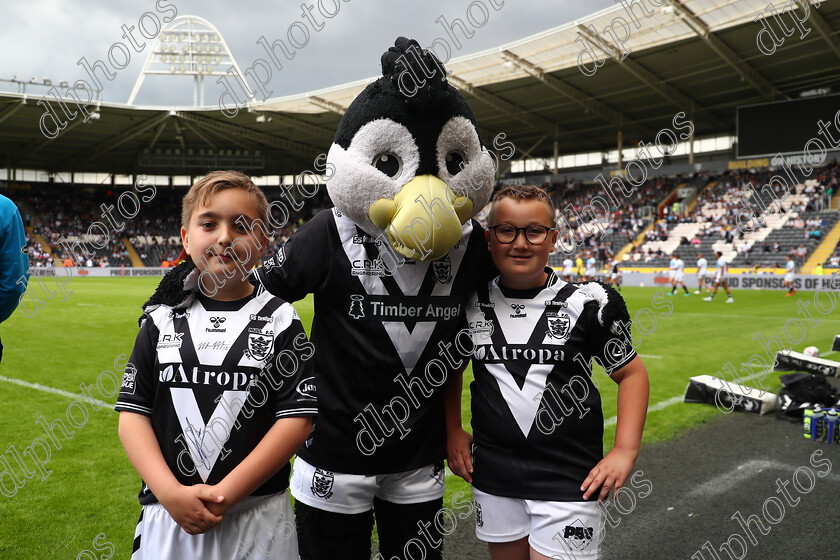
[
  {"xmin": 475, "ymin": 502, "xmax": 484, "ymax": 528},
  {"xmin": 311, "ymin": 468, "xmax": 334, "ymax": 499},
  {"xmin": 510, "ymin": 303, "xmax": 526, "ymax": 318},
  {"xmin": 207, "ymin": 316, "xmax": 227, "ymax": 332},
  {"xmin": 348, "ymin": 295, "xmax": 365, "ymax": 319},
  {"xmin": 557, "ymin": 520, "xmax": 594, "ymax": 551},
  {"xmin": 157, "ymin": 332, "xmax": 184, "ymax": 350}
]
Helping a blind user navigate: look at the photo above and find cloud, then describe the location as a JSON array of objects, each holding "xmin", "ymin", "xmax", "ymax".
[{"xmin": 0, "ymin": 0, "xmax": 613, "ymax": 106}]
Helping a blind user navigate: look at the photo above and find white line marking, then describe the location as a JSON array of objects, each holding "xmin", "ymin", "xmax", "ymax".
[
  {"xmin": 640, "ymin": 354, "xmax": 662, "ymax": 359},
  {"xmin": 687, "ymin": 459, "xmax": 840, "ymax": 498},
  {"xmin": 605, "ymin": 395, "xmax": 684, "ymax": 426},
  {"xmin": 0, "ymin": 375, "xmax": 113, "ymax": 411}
]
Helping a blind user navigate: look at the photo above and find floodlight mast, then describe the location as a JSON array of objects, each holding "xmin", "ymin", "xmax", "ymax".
[{"xmin": 127, "ymin": 15, "xmax": 247, "ymax": 107}]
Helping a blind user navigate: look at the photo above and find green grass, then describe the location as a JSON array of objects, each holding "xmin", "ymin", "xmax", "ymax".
[{"xmin": 2, "ymin": 279, "xmax": 839, "ymax": 558}]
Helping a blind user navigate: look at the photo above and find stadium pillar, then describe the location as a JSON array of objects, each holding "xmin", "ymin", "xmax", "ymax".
[
  {"xmin": 553, "ymin": 126, "xmax": 558, "ymax": 175},
  {"xmin": 617, "ymin": 130, "xmax": 623, "ymax": 168},
  {"xmin": 689, "ymin": 129, "xmax": 695, "ymax": 164}
]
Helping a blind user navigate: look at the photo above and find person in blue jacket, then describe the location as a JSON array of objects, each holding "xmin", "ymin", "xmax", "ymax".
[{"xmin": 0, "ymin": 193, "xmax": 29, "ymax": 363}]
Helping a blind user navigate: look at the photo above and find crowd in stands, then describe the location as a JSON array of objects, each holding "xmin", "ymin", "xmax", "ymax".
[
  {"xmin": 617, "ymin": 160, "xmax": 840, "ymax": 270},
  {"xmin": 4, "ymin": 159, "xmax": 839, "ymax": 273},
  {"xmin": 2, "ymin": 180, "xmax": 333, "ymax": 269}
]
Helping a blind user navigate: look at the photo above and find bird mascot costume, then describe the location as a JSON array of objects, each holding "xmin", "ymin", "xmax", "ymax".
[{"xmin": 249, "ymin": 37, "xmax": 496, "ymax": 560}]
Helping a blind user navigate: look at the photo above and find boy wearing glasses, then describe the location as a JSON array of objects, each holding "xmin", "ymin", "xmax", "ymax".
[{"xmin": 445, "ymin": 185, "xmax": 649, "ymax": 560}]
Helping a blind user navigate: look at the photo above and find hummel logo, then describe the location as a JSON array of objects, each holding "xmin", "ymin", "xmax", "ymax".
[
  {"xmin": 510, "ymin": 303, "xmax": 527, "ymax": 318},
  {"xmin": 209, "ymin": 317, "xmax": 226, "ymax": 328}
]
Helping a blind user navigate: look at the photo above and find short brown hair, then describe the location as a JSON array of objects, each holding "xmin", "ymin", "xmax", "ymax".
[
  {"xmin": 182, "ymin": 170, "xmax": 268, "ymax": 229},
  {"xmin": 487, "ymin": 184, "xmax": 554, "ymax": 225}
]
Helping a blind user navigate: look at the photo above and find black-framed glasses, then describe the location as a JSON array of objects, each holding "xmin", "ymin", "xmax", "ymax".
[{"xmin": 490, "ymin": 224, "xmax": 554, "ymax": 245}]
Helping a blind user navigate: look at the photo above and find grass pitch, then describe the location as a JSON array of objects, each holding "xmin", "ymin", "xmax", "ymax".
[{"xmin": 1, "ymin": 278, "xmax": 837, "ymax": 558}]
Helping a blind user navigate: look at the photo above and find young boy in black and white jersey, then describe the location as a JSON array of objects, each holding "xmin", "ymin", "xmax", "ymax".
[
  {"xmin": 446, "ymin": 185, "xmax": 650, "ymax": 560},
  {"xmin": 116, "ymin": 171, "xmax": 317, "ymax": 559}
]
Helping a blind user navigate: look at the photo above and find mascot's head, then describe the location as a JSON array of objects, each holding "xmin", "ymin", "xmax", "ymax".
[{"xmin": 325, "ymin": 37, "xmax": 495, "ymax": 262}]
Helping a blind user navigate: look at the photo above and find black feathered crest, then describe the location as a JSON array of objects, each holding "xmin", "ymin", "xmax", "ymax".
[{"xmin": 381, "ymin": 37, "xmax": 449, "ymax": 109}]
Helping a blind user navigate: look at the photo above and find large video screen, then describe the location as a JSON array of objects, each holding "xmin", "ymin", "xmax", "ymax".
[{"xmin": 737, "ymin": 93, "xmax": 840, "ymax": 158}]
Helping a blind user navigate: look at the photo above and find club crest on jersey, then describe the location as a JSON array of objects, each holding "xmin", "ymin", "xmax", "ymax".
[
  {"xmin": 207, "ymin": 317, "xmax": 227, "ymax": 332},
  {"xmin": 168, "ymin": 310, "xmax": 190, "ymax": 318},
  {"xmin": 432, "ymin": 258, "xmax": 452, "ymax": 284},
  {"xmin": 348, "ymin": 294, "xmax": 365, "ymax": 319},
  {"xmin": 510, "ymin": 303, "xmax": 527, "ymax": 318},
  {"xmin": 247, "ymin": 332, "xmax": 272, "ymax": 361},
  {"xmin": 311, "ymin": 468, "xmax": 334, "ymax": 499},
  {"xmin": 546, "ymin": 312, "xmax": 571, "ymax": 340}
]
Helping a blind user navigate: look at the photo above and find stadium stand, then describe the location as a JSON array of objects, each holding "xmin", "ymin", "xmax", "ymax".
[
  {"xmin": 4, "ymin": 181, "xmax": 334, "ymax": 269},
  {"xmin": 4, "ymin": 159, "xmax": 837, "ymax": 275}
]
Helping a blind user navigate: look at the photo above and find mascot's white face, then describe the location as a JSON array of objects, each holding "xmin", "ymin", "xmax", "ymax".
[{"xmin": 326, "ymin": 115, "xmax": 495, "ymax": 261}]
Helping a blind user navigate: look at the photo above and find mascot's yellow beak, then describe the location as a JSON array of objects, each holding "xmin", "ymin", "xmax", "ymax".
[{"xmin": 369, "ymin": 174, "xmax": 473, "ymax": 262}]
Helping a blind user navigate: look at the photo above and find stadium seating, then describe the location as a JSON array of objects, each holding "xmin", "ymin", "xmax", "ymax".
[{"xmin": 5, "ymin": 161, "xmax": 838, "ymax": 273}]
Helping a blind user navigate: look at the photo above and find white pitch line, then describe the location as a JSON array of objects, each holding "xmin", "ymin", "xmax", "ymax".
[
  {"xmin": 640, "ymin": 354, "xmax": 662, "ymax": 359},
  {"xmin": 687, "ymin": 459, "xmax": 840, "ymax": 498},
  {"xmin": 0, "ymin": 375, "xmax": 113, "ymax": 410}
]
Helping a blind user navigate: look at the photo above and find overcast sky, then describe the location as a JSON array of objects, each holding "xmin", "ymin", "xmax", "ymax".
[{"xmin": 0, "ymin": 0, "xmax": 615, "ymax": 107}]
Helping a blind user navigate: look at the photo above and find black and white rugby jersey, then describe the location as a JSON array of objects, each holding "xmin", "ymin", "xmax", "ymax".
[
  {"xmin": 466, "ymin": 270, "xmax": 636, "ymax": 501},
  {"xmin": 116, "ymin": 289, "xmax": 317, "ymax": 505},
  {"xmin": 249, "ymin": 208, "xmax": 491, "ymax": 474}
]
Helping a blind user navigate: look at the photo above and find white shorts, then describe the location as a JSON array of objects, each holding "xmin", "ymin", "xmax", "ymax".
[
  {"xmin": 668, "ymin": 271, "xmax": 675, "ymax": 280},
  {"xmin": 697, "ymin": 271, "xmax": 707, "ymax": 280},
  {"xmin": 785, "ymin": 272, "xmax": 794, "ymax": 283},
  {"xmin": 585, "ymin": 267, "xmax": 595, "ymax": 276},
  {"xmin": 674, "ymin": 272, "xmax": 684, "ymax": 282},
  {"xmin": 290, "ymin": 456, "xmax": 445, "ymax": 514},
  {"xmin": 472, "ymin": 488, "xmax": 603, "ymax": 559},
  {"xmin": 610, "ymin": 273, "xmax": 618, "ymax": 280},
  {"xmin": 563, "ymin": 268, "xmax": 573, "ymax": 276},
  {"xmin": 132, "ymin": 491, "xmax": 297, "ymax": 560}
]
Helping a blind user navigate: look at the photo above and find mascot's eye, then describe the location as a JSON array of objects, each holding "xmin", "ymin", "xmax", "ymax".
[
  {"xmin": 445, "ymin": 151, "xmax": 466, "ymax": 176},
  {"xmin": 372, "ymin": 152, "xmax": 402, "ymax": 178}
]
